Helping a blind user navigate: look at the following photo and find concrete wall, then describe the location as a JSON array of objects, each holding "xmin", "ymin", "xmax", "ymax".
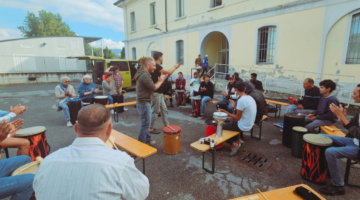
[{"xmin": 0, "ymin": 73, "xmax": 90, "ymax": 86}]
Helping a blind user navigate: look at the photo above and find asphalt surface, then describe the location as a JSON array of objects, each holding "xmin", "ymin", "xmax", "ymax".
[{"xmin": 1, "ymin": 83, "xmax": 359, "ymax": 200}]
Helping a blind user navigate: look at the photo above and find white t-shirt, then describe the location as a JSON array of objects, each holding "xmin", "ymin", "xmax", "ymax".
[
  {"xmin": 236, "ymin": 95, "xmax": 257, "ymax": 131},
  {"xmin": 190, "ymin": 78, "xmax": 200, "ymax": 92}
]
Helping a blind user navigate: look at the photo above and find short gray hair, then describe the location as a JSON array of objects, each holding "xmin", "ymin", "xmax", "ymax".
[
  {"xmin": 82, "ymin": 75, "xmax": 92, "ymax": 83},
  {"xmin": 60, "ymin": 76, "xmax": 70, "ymax": 83},
  {"xmin": 77, "ymin": 104, "xmax": 111, "ymax": 135}
]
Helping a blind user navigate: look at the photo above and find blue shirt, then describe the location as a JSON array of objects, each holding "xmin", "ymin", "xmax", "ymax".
[
  {"xmin": 78, "ymin": 82, "xmax": 96, "ymax": 99},
  {"xmin": 202, "ymin": 58, "xmax": 209, "ymax": 68}
]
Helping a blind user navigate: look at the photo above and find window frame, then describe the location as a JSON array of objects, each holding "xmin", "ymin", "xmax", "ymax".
[
  {"xmin": 176, "ymin": 0, "xmax": 185, "ymax": 18},
  {"xmin": 175, "ymin": 39, "xmax": 185, "ymax": 64},
  {"xmin": 132, "ymin": 47, "xmax": 137, "ymax": 60},
  {"xmin": 344, "ymin": 11, "xmax": 360, "ymax": 64},
  {"xmin": 150, "ymin": 3, "xmax": 156, "ymax": 26},
  {"xmin": 254, "ymin": 24, "xmax": 279, "ymax": 65},
  {"xmin": 130, "ymin": 12, "xmax": 136, "ymax": 32},
  {"xmin": 210, "ymin": 0, "xmax": 222, "ymax": 8}
]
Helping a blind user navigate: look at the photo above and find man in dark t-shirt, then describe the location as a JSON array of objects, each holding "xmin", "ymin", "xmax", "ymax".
[
  {"xmin": 149, "ymin": 52, "xmax": 181, "ymax": 134},
  {"xmin": 250, "ymin": 73, "xmax": 263, "ymax": 92}
]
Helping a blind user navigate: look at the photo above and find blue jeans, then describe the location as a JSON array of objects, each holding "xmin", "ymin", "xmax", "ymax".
[
  {"xmin": 305, "ymin": 117, "xmax": 333, "ymax": 133},
  {"xmin": 106, "ymin": 95, "xmax": 114, "ymax": 104},
  {"xmin": 191, "ymin": 95, "xmax": 212, "ymax": 116},
  {"xmin": 319, "ymin": 134, "xmax": 359, "ymax": 186},
  {"xmin": 215, "ymin": 98, "xmax": 236, "ymax": 114},
  {"xmin": 286, "ymin": 104, "xmax": 314, "ymax": 114},
  {"xmin": 59, "ymin": 101, "xmax": 70, "ymax": 121},
  {"xmin": 0, "ymin": 156, "xmax": 34, "ymax": 200},
  {"xmin": 136, "ymin": 103, "xmax": 151, "ymax": 144}
]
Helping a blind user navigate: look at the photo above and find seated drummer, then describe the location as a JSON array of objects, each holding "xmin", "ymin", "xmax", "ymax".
[
  {"xmin": 244, "ymin": 81, "xmax": 266, "ymax": 124},
  {"xmin": 34, "ymin": 104, "xmax": 149, "ymax": 199},
  {"xmin": 189, "ymin": 71, "xmax": 201, "ymax": 97},
  {"xmin": 274, "ymin": 78, "xmax": 321, "ymax": 129},
  {"xmin": 215, "ymin": 75, "xmax": 238, "ymax": 114},
  {"xmin": 305, "ymin": 79, "xmax": 339, "ymax": 133},
  {"xmin": 78, "ymin": 75, "xmax": 99, "ymax": 104},
  {"xmin": 191, "ymin": 74, "xmax": 214, "ymax": 119},
  {"xmin": 175, "ymin": 72, "xmax": 187, "ymax": 106},
  {"xmin": 318, "ymin": 84, "xmax": 360, "ymax": 196},
  {"xmin": 218, "ymin": 82, "xmax": 257, "ymax": 156},
  {"xmin": 0, "ymin": 104, "xmax": 27, "ymax": 122},
  {"xmin": 0, "ymin": 120, "xmax": 34, "ymax": 200},
  {"xmin": 163, "ymin": 77, "xmax": 174, "ymax": 107},
  {"xmin": 102, "ymin": 72, "xmax": 116, "ymax": 114},
  {"xmin": 55, "ymin": 76, "xmax": 76, "ymax": 127}
]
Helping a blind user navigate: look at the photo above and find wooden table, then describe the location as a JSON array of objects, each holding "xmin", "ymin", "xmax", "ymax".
[
  {"xmin": 230, "ymin": 184, "xmax": 325, "ymax": 200},
  {"xmin": 320, "ymin": 125, "xmax": 346, "ymax": 137},
  {"xmin": 191, "ymin": 130, "xmax": 239, "ymax": 173},
  {"xmin": 111, "ymin": 129, "xmax": 157, "ymax": 174},
  {"xmin": 265, "ymin": 99, "xmax": 290, "ymax": 117},
  {"xmin": 105, "ymin": 101, "xmax": 137, "ymax": 122}
]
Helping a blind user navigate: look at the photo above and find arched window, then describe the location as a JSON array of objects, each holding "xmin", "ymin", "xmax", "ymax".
[
  {"xmin": 346, "ymin": 14, "xmax": 360, "ymax": 64},
  {"xmin": 176, "ymin": 40, "xmax": 184, "ymax": 63},
  {"xmin": 257, "ymin": 26, "xmax": 277, "ymax": 64},
  {"xmin": 132, "ymin": 47, "xmax": 136, "ymax": 60}
]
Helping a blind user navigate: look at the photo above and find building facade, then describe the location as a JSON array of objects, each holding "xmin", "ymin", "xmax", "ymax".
[{"xmin": 115, "ymin": 0, "xmax": 360, "ymax": 104}]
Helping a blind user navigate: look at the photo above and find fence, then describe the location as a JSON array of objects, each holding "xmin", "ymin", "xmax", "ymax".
[
  {"xmin": 0, "ymin": 55, "xmax": 87, "ymax": 73},
  {"xmin": 211, "ymin": 64, "xmax": 357, "ymax": 106}
]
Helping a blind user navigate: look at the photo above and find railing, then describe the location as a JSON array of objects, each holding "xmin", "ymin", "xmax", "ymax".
[
  {"xmin": 211, "ymin": 64, "xmax": 357, "ymax": 106},
  {"xmin": 0, "ymin": 55, "xmax": 87, "ymax": 73}
]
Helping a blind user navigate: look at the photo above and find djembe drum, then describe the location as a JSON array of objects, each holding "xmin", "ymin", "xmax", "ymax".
[
  {"xmin": 15, "ymin": 126, "xmax": 50, "ymax": 161},
  {"xmin": 177, "ymin": 90, "xmax": 185, "ymax": 106},
  {"xmin": 112, "ymin": 94, "xmax": 124, "ymax": 113},
  {"xmin": 291, "ymin": 126, "xmax": 307, "ymax": 158},
  {"xmin": 163, "ymin": 125, "xmax": 181, "ymax": 154},
  {"xmin": 301, "ymin": 134, "xmax": 332, "ymax": 185},
  {"xmin": 94, "ymin": 96, "xmax": 108, "ymax": 106},
  {"xmin": 193, "ymin": 97, "xmax": 201, "ymax": 117},
  {"xmin": 283, "ymin": 113, "xmax": 305, "ymax": 148}
]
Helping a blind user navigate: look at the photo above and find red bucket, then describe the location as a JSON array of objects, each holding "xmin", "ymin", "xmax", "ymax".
[{"xmin": 205, "ymin": 119, "xmax": 223, "ymax": 150}]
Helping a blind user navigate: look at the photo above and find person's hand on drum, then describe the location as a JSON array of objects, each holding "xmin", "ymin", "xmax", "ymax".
[
  {"xmin": 9, "ymin": 119, "xmax": 24, "ymax": 136},
  {"xmin": 308, "ymin": 114, "xmax": 316, "ymax": 121},
  {"xmin": 297, "ymin": 105, "xmax": 304, "ymax": 110},
  {"xmin": 0, "ymin": 120, "xmax": 12, "ymax": 142},
  {"xmin": 9, "ymin": 104, "xmax": 28, "ymax": 115},
  {"xmin": 330, "ymin": 103, "xmax": 346, "ymax": 117},
  {"xmin": 217, "ymin": 108, "xmax": 228, "ymax": 114}
]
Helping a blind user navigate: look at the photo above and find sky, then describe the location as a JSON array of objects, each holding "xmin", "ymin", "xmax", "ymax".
[{"xmin": 0, "ymin": 0, "xmax": 125, "ymax": 49}]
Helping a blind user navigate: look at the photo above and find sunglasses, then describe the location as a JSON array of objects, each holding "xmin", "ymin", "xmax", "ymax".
[{"xmin": 65, "ymin": 81, "xmax": 70, "ymax": 83}]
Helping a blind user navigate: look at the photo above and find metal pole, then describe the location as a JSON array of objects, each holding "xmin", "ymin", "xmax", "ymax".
[{"xmin": 101, "ymin": 39, "xmax": 104, "ymax": 58}]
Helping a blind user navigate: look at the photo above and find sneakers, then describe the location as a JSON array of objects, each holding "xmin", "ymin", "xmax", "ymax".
[
  {"xmin": 230, "ymin": 143, "xmax": 241, "ymax": 156},
  {"xmin": 147, "ymin": 140, "xmax": 156, "ymax": 146},
  {"xmin": 66, "ymin": 121, "xmax": 73, "ymax": 127},
  {"xmin": 319, "ymin": 184, "xmax": 345, "ymax": 196},
  {"xmin": 198, "ymin": 115, "xmax": 204, "ymax": 119},
  {"xmin": 149, "ymin": 128, "xmax": 161, "ymax": 134},
  {"xmin": 274, "ymin": 122, "xmax": 284, "ymax": 128},
  {"xmin": 110, "ymin": 110, "xmax": 115, "ymax": 114}
]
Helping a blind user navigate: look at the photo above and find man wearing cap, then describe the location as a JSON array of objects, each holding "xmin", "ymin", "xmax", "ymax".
[
  {"xmin": 215, "ymin": 75, "xmax": 239, "ymax": 114},
  {"xmin": 202, "ymin": 55, "xmax": 209, "ymax": 76}
]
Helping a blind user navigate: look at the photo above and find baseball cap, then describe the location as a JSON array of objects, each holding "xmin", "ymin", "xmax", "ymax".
[
  {"xmin": 205, "ymin": 55, "xmax": 208, "ymax": 57},
  {"xmin": 194, "ymin": 71, "xmax": 198, "ymax": 75},
  {"xmin": 229, "ymin": 75, "xmax": 235, "ymax": 79}
]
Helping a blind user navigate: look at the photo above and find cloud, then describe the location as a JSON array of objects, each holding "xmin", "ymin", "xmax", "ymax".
[
  {"xmin": 0, "ymin": 28, "xmax": 23, "ymax": 40},
  {"xmin": 90, "ymin": 38, "xmax": 124, "ymax": 49},
  {"xmin": 0, "ymin": 0, "xmax": 124, "ymax": 32}
]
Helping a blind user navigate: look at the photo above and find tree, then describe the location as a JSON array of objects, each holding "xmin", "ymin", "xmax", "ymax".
[
  {"xmin": 120, "ymin": 47, "xmax": 125, "ymax": 59},
  {"xmin": 103, "ymin": 47, "xmax": 116, "ymax": 59},
  {"xmin": 18, "ymin": 10, "xmax": 76, "ymax": 37}
]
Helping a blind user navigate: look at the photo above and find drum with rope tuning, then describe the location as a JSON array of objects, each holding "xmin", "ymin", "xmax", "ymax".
[{"xmin": 163, "ymin": 125, "xmax": 181, "ymax": 155}]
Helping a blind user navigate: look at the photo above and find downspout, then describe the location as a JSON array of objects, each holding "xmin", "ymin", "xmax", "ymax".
[{"xmin": 165, "ymin": 0, "xmax": 168, "ymax": 32}]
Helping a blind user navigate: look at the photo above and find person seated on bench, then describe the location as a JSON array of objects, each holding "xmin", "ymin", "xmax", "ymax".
[
  {"xmin": 102, "ymin": 72, "xmax": 121, "ymax": 114},
  {"xmin": 0, "ymin": 104, "xmax": 27, "ymax": 122},
  {"xmin": 190, "ymin": 71, "xmax": 201, "ymax": 97},
  {"xmin": 318, "ymin": 84, "xmax": 360, "ymax": 196},
  {"xmin": 163, "ymin": 77, "xmax": 174, "ymax": 107},
  {"xmin": 78, "ymin": 75, "xmax": 99, "ymax": 104},
  {"xmin": 244, "ymin": 81, "xmax": 266, "ymax": 124},
  {"xmin": 34, "ymin": 104, "xmax": 150, "ymax": 200},
  {"xmin": 215, "ymin": 75, "xmax": 239, "ymax": 114},
  {"xmin": 274, "ymin": 78, "xmax": 321, "ymax": 129},
  {"xmin": 55, "ymin": 76, "xmax": 77, "ymax": 127},
  {"xmin": 218, "ymin": 82, "xmax": 257, "ymax": 156},
  {"xmin": 175, "ymin": 72, "xmax": 187, "ymax": 106},
  {"xmin": 234, "ymin": 72, "xmax": 243, "ymax": 85},
  {"xmin": 250, "ymin": 73, "xmax": 264, "ymax": 92},
  {"xmin": 191, "ymin": 74, "xmax": 214, "ymax": 119},
  {"xmin": 0, "ymin": 119, "xmax": 35, "ymax": 200},
  {"xmin": 305, "ymin": 79, "xmax": 339, "ymax": 133}
]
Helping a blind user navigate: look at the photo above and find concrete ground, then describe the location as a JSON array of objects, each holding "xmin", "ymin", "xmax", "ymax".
[{"xmin": 1, "ymin": 83, "xmax": 359, "ymax": 200}]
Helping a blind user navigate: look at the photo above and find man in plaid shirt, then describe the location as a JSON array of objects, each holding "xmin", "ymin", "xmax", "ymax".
[{"xmin": 105, "ymin": 65, "xmax": 123, "ymax": 94}]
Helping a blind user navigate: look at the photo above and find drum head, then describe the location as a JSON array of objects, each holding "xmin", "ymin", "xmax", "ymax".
[
  {"xmin": 293, "ymin": 126, "xmax": 307, "ymax": 133},
  {"xmin": 94, "ymin": 96, "xmax": 108, "ymax": 99},
  {"xmin": 213, "ymin": 112, "xmax": 228, "ymax": 121},
  {"xmin": 163, "ymin": 125, "xmax": 181, "ymax": 134},
  {"xmin": 11, "ymin": 161, "xmax": 39, "ymax": 176},
  {"xmin": 15, "ymin": 126, "xmax": 46, "ymax": 137},
  {"xmin": 303, "ymin": 134, "xmax": 333, "ymax": 146}
]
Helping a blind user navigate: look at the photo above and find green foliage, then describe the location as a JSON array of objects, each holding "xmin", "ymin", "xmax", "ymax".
[
  {"xmin": 18, "ymin": 10, "xmax": 76, "ymax": 37},
  {"xmin": 103, "ymin": 46, "xmax": 116, "ymax": 59},
  {"xmin": 120, "ymin": 47, "xmax": 125, "ymax": 59}
]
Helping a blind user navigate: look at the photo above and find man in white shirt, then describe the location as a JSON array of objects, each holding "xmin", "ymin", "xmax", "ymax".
[
  {"xmin": 34, "ymin": 104, "xmax": 149, "ymax": 200},
  {"xmin": 318, "ymin": 84, "xmax": 360, "ymax": 196},
  {"xmin": 218, "ymin": 82, "xmax": 257, "ymax": 156}
]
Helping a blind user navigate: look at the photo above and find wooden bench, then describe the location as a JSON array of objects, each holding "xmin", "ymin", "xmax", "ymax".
[
  {"xmin": 250, "ymin": 115, "xmax": 268, "ymax": 140},
  {"xmin": 111, "ymin": 129, "xmax": 157, "ymax": 174},
  {"xmin": 190, "ymin": 130, "xmax": 240, "ymax": 174},
  {"xmin": 105, "ymin": 101, "xmax": 137, "ymax": 122},
  {"xmin": 319, "ymin": 125, "xmax": 359, "ymax": 186},
  {"xmin": 265, "ymin": 99, "xmax": 290, "ymax": 118},
  {"xmin": 189, "ymin": 97, "xmax": 218, "ymax": 104},
  {"xmin": 230, "ymin": 184, "xmax": 325, "ymax": 200}
]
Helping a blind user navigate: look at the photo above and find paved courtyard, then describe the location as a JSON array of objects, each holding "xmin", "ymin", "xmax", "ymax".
[{"xmin": 1, "ymin": 83, "xmax": 359, "ymax": 200}]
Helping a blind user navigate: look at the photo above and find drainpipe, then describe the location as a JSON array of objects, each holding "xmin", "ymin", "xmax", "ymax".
[{"xmin": 165, "ymin": 0, "xmax": 168, "ymax": 32}]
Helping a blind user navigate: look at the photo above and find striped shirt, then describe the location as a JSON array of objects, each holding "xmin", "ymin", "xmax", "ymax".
[
  {"xmin": 33, "ymin": 137, "xmax": 149, "ymax": 200},
  {"xmin": 0, "ymin": 110, "xmax": 16, "ymax": 122}
]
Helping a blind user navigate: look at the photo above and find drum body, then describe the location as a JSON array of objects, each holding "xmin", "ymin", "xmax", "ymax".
[
  {"xmin": 67, "ymin": 100, "xmax": 82, "ymax": 125},
  {"xmin": 193, "ymin": 98, "xmax": 201, "ymax": 117},
  {"xmin": 15, "ymin": 126, "xmax": 50, "ymax": 161},
  {"xmin": 205, "ymin": 119, "xmax": 223, "ymax": 149},
  {"xmin": 291, "ymin": 126, "xmax": 307, "ymax": 158},
  {"xmin": 177, "ymin": 90, "xmax": 185, "ymax": 106},
  {"xmin": 283, "ymin": 113, "xmax": 305, "ymax": 148},
  {"xmin": 163, "ymin": 125, "xmax": 181, "ymax": 154},
  {"xmin": 112, "ymin": 94, "xmax": 124, "ymax": 113},
  {"xmin": 301, "ymin": 134, "xmax": 332, "ymax": 185},
  {"xmin": 94, "ymin": 96, "xmax": 108, "ymax": 106}
]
